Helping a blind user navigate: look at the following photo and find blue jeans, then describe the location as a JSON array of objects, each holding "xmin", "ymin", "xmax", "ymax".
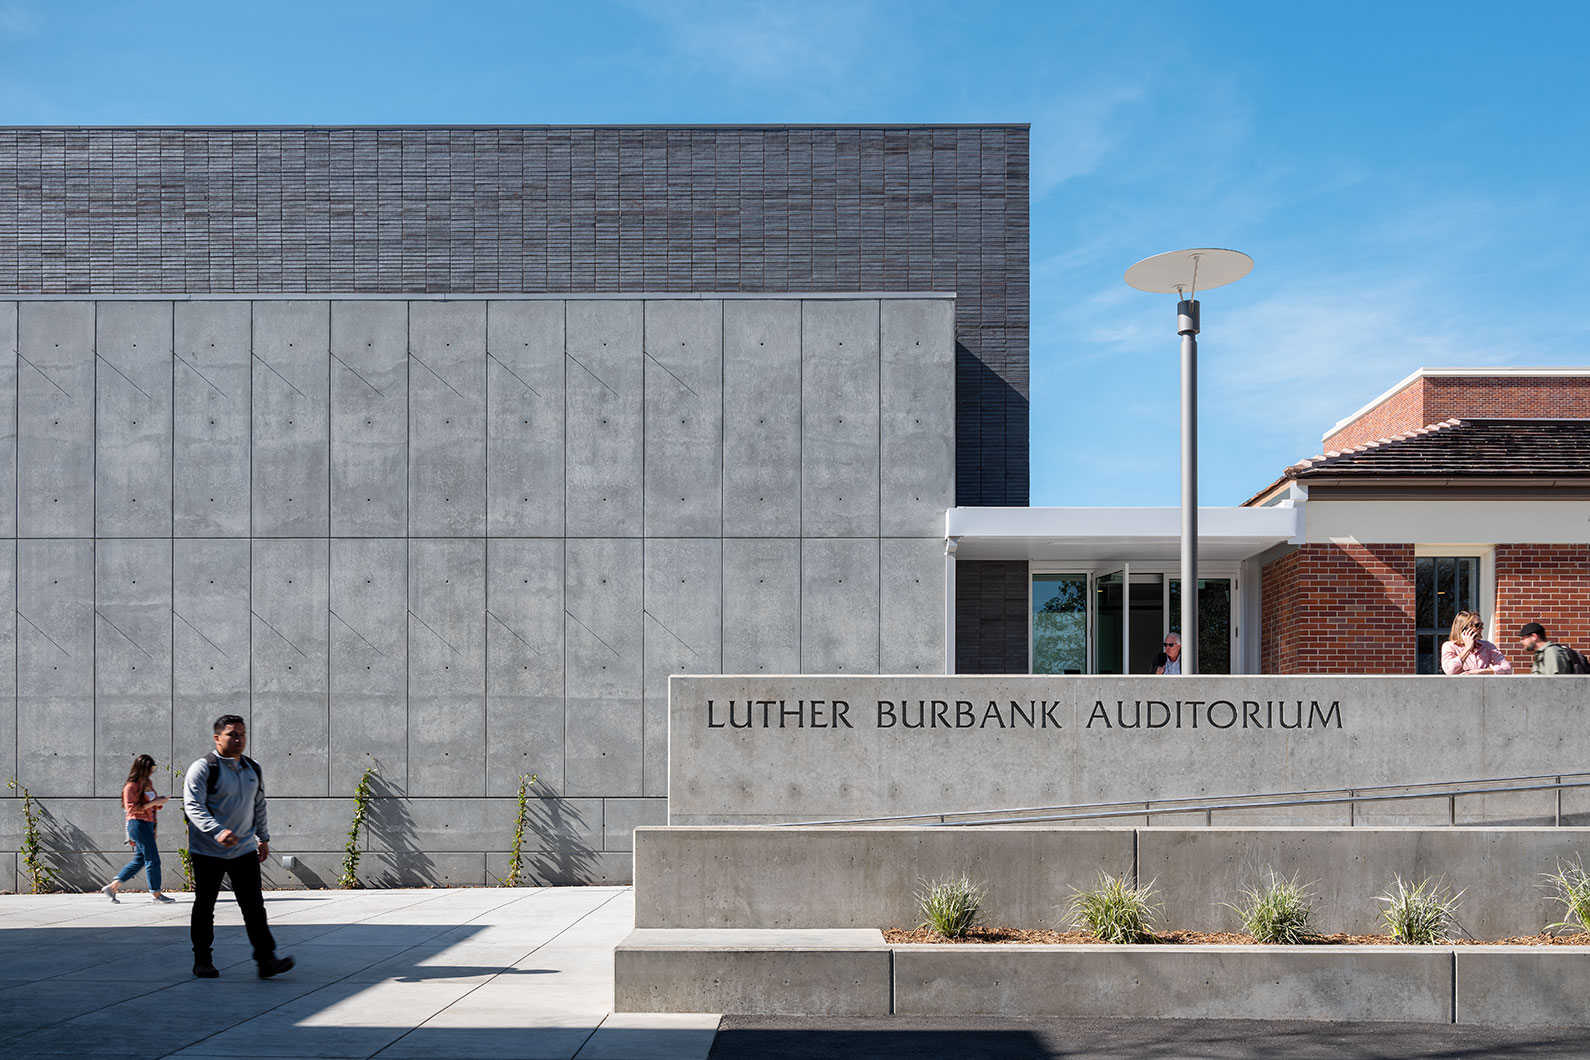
[{"xmin": 115, "ymin": 818, "xmax": 162, "ymax": 891}]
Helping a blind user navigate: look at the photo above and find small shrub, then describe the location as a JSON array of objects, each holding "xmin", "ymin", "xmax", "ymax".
[
  {"xmin": 1544, "ymin": 857, "xmax": 1590, "ymax": 935},
  {"xmin": 1066, "ymin": 872, "xmax": 1160, "ymax": 944},
  {"xmin": 1223, "ymin": 871, "xmax": 1318, "ymax": 944},
  {"xmin": 1375, "ymin": 875, "xmax": 1462, "ymax": 944},
  {"xmin": 914, "ymin": 874, "xmax": 986, "ymax": 938},
  {"xmin": 338, "ymin": 762, "xmax": 378, "ymax": 890},
  {"xmin": 502, "ymin": 772, "xmax": 539, "ymax": 888},
  {"xmin": 6, "ymin": 778, "xmax": 58, "ymax": 893}
]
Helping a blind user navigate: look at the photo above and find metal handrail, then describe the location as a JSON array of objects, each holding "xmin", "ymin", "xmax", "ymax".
[{"xmin": 774, "ymin": 772, "xmax": 1590, "ymax": 829}]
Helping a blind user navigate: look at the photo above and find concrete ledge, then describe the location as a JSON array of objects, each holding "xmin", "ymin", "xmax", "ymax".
[
  {"xmin": 614, "ymin": 929, "xmax": 891, "ymax": 1015},
  {"xmin": 1456, "ymin": 948, "xmax": 1590, "ymax": 1026},
  {"xmin": 894, "ymin": 945, "xmax": 1450, "ymax": 1022},
  {"xmin": 637, "ymin": 825, "xmax": 1590, "ymax": 938}
]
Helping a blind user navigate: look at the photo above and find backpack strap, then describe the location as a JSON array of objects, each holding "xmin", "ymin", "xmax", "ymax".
[{"xmin": 204, "ymin": 752, "xmax": 263, "ymax": 793}]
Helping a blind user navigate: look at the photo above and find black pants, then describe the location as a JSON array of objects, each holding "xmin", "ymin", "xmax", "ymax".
[{"xmin": 191, "ymin": 852, "xmax": 277, "ymax": 964}]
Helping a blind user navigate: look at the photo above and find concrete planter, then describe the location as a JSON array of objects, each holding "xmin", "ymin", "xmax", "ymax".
[{"xmin": 614, "ymin": 929, "xmax": 1590, "ymax": 1025}]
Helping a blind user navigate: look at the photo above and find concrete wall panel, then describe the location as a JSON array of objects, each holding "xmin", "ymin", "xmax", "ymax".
[
  {"xmin": 486, "ymin": 300, "xmax": 564, "ymax": 536},
  {"xmin": 722, "ymin": 538, "xmax": 800, "ymax": 674},
  {"xmin": 94, "ymin": 539, "xmax": 173, "ymax": 793},
  {"xmin": 19, "ymin": 302, "xmax": 95, "ymax": 536},
  {"xmin": 173, "ymin": 539, "xmax": 250, "ymax": 758},
  {"xmin": 408, "ymin": 539, "xmax": 486, "ymax": 797},
  {"xmin": 880, "ymin": 537, "xmax": 945, "ymax": 674},
  {"xmin": 486, "ymin": 538, "xmax": 565, "ymax": 795},
  {"xmin": 330, "ymin": 301, "xmax": 408, "ymax": 536},
  {"xmin": 644, "ymin": 300, "xmax": 723, "ymax": 536},
  {"xmin": 95, "ymin": 301, "xmax": 173, "ymax": 537},
  {"xmin": 565, "ymin": 301, "xmax": 643, "ymax": 537},
  {"xmin": 330, "ymin": 538, "xmax": 407, "ymax": 794},
  {"xmin": 251, "ymin": 538, "xmax": 329, "ymax": 796},
  {"xmin": 565, "ymin": 537, "xmax": 642, "ymax": 796},
  {"xmin": 17, "ymin": 540, "xmax": 94, "ymax": 794},
  {"xmin": 801, "ymin": 300, "xmax": 879, "ymax": 537},
  {"xmin": 0, "ymin": 546, "xmax": 14, "ymax": 786},
  {"xmin": 723, "ymin": 300, "xmax": 800, "ymax": 537},
  {"xmin": 252, "ymin": 301, "xmax": 330, "ymax": 536},
  {"xmin": 643, "ymin": 538, "xmax": 722, "ymax": 796},
  {"xmin": 0, "ymin": 302, "xmax": 19, "ymax": 536},
  {"xmin": 801, "ymin": 538, "xmax": 880, "ymax": 674},
  {"xmin": 409, "ymin": 302, "xmax": 486, "ymax": 535},
  {"xmin": 173, "ymin": 301, "xmax": 251, "ymax": 536},
  {"xmin": 880, "ymin": 299, "xmax": 955, "ymax": 536}
]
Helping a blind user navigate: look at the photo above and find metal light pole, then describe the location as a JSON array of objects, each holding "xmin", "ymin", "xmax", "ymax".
[{"xmin": 1125, "ymin": 249, "xmax": 1252, "ymax": 675}]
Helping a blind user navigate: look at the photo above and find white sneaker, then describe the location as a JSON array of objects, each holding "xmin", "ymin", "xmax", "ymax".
[{"xmin": 100, "ymin": 884, "xmax": 119, "ymax": 904}]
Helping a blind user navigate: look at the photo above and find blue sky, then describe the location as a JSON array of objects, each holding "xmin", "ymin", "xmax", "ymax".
[{"xmin": 3, "ymin": 1, "xmax": 1587, "ymax": 506}]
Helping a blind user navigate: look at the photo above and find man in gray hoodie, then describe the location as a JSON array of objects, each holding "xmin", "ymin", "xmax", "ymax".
[{"xmin": 183, "ymin": 715, "xmax": 294, "ymax": 979}]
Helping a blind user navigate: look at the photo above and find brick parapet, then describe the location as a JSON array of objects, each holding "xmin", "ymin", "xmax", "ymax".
[{"xmin": 1323, "ymin": 376, "xmax": 1590, "ymax": 452}]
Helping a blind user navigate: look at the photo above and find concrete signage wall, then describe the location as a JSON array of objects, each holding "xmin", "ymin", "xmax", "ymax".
[{"xmin": 668, "ymin": 674, "xmax": 1590, "ymax": 824}]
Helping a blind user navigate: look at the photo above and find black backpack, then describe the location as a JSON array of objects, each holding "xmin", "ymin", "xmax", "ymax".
[
  {"xmin": 1562, "ymin": 645, "xmax": 1590, "ymax": 675},
  {"xmin": 204, "ymin": 752, "xmax": 263, "ymax": 794}
]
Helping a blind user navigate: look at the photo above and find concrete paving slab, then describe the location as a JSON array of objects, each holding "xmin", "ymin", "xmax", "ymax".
[
  {"xmin": 576, "ymin": 1013, "xmax": 721, "ymax": 1060},
  {"xmin": 0, "ymin": 887, "xmax": 714, "ymax": 1060}
]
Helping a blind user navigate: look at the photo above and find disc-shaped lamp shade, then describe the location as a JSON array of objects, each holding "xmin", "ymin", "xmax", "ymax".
[{"xmin": 1124, "ymin": 248, "xmax": 1253, "ymax": 296}]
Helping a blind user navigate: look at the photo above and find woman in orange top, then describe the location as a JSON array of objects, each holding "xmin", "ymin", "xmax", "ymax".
[{"xmin": 100, "ymin": 754, "xmax": 174, "ymax": 903}]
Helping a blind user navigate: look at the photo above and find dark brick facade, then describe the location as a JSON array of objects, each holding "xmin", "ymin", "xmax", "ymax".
[
  {"xmin": 955, "ymin": 560, "xmax": 1030, "ymax": 674},
  {"xmin": 0, "ymin": 124, "xmax": 1029, "ymax": 506}
]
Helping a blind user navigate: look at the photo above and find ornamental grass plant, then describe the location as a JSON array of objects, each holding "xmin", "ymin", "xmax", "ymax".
[
  {"xmin": 1066, "ymin": 871, "xmax": 1160, "ymax": 944},
  {"xmin": 914, "ymin": 874, "xmax": 987, "ymax": 938},
  {"xmin": 1374, "ymin": 875, "xmax": 1463, "ymax": 944},
  {"xmin": 1222, "ymin": 871, "xmax": 1319, "ymax": 944},
  {"xmin": 1544, "ymin": 856, "xmax": 1590, "ymax": 935}
]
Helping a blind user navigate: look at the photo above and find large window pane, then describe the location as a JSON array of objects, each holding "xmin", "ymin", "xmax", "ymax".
[
  {"xmin": 1033, "ymin": 575, "xmax": 1087, "ymax": 675},
  {"xmin": 1169, "ymin": 578, "xmax": 1232, "ymax": 674},
  {"xmin": 1415, "ymin": 556, "xmax": 1481, "ymax": 673}
]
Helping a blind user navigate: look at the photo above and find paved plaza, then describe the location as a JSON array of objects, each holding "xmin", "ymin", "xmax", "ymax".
[{"xmin": 0, "ymin": 886, "xmax": 718, "ymax": 1060}]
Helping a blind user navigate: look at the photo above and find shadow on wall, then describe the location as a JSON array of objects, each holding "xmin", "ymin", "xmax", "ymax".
[
  {"xmin": 365, "ymin": 772, "xmax": 437, "ymax": 888},
  {"xmin": 523, "ymin": 797, "xmax": 601, "ymax": 887},
  {"xmin": 956, "ymin": 342, "xmax": 1028, "ymax": 508}
]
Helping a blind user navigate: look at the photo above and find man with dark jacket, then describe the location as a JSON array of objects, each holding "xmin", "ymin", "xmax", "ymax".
[{"xmin": 183, "ymin": 715, "xmax": 295, "ymax": 979}]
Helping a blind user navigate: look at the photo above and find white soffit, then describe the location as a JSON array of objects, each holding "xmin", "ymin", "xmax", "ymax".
[{"xmin": 945, "ymin": 506, "xmax": 1301, "ymax": 562}]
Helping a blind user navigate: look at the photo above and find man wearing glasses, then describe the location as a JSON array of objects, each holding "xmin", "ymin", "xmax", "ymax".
[{"xmin": 1154, "ymin": 633, "xmax": 1182, "ymax": 675}]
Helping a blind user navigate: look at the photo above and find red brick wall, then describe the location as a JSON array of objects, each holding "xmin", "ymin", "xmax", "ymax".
[
  {"xmin": 1493, "ymin": 545, "xmax": 1590, "ymax": 671},
  {"xmin": 1260, "ymin": 543, "xmax": 1416, "ymax": 673},
  {"xmin": 1322, "ymin": 375, "xmax": 1590, "ymax": 452}
]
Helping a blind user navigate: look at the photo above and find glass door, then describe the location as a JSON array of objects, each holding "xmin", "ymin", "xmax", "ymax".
[
  {"xmin": 1032, "ymin": 574, "xmax": 1088, "ymax": 674},
  {"xmin": 1169, "ymin": 577, "xmax": 1234, "ymax": 674},
  {"xmin": 1092, "ymin": 567, "xmax": 1126, "ymax": 674}
]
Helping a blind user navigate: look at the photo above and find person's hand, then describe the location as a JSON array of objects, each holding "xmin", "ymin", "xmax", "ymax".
[
  {"xmin": 1154, "ymin": 665, "xmax": 1165, "ymax": 675},
  {"xmin": 217, "ymin": 829, "xmax": 238, "ymax": 847},
  {"xmin": 257, "ymin": 840, "xmax": 270, "ymax": 864}
]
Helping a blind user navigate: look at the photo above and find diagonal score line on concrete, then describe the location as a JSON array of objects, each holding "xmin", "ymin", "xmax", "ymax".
[
  {"xmin": 486, "ymin": 350, "xmax": 542, "ymax": 397},
  {"xmin": 408, "ymin": 351, "xmax": 467, "ymax": 401},
  {"xmin": 16, "ymin": 351, "xmax": 73, "ymax": 399},
  {"xmin": 95, "ymin": 352, "xmax": 154, "ymax": 401},
  {"xmin": 95, "ymin": 608, "xmax": 156, "ymax": 660},
  {"xmin": 644, "ymin": 350, "xmax": 699, "ymax": 398},
  {"xmin": 173, "ymin": 608, "xmax": 229, "ymax": 659},
  {"xmin": 251, "ymin": 609, "xmax": 309, "ymax": 659},
  {"xmin": 174, "ymin": 352, "xmax": 230, "ymax": 400},
  {"xmin": 408, "ymin": 609, "xmax": 462, "ymax": 655},
  {"xmin": 331, "ymin": 351, "xmax": 386, "ymax": 396},
  {"xmin": 332, "ymin": 608, "xmax": 387, "ymax": 657},
  {"xmin": 252, "ymin": 351, "xmax": 306, "ymax": 398},
  {"xmin": 487, "ymin": 608, "xmax": 541, "ymax": 656},
  {"xmin": 643, "ymin": 609, "xmax": 701, "ymax": 659},
  {"xmin": 564, "ymin": 351, "xmax": 618, "ymax": 397},
  {"xmin": 565, "ymin": 610, "xmax": 620, "ymax": 657},
  {"xmin": 16, "ymin": 609, "xmax": 71, "ymax": 657}
]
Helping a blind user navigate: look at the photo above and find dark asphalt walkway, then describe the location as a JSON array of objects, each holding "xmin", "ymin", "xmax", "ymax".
[{"xmin": 709, "ymin": 1015, "xmax": 1590, "ymax": 1060}]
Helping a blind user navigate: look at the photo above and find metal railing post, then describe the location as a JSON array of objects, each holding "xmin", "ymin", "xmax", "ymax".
[
  {"xmin": 1557, "ymin": 777, "xmax": 1563, "ymax": 827},
  {"xmin": 1448, "ymin": 795, "xmax": 1457, "ymax": 826}
]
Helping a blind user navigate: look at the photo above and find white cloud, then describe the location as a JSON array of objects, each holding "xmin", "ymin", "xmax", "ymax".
[
  {"xmin": 0, "ymin": 4, "xmax": 37, "ymax": 35},
  {"xmin": 626, "ymin": 0, "xmax": 878, "ymax": 83},
  {"xmin": 1030, "ymin": 85, "xmax": 1146, "ymax": 196}
]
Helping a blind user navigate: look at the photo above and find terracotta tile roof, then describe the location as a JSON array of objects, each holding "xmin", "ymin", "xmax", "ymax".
[{"xmin": 1283, "ymin": 418, "xmax": 1590, "ymax": 479}]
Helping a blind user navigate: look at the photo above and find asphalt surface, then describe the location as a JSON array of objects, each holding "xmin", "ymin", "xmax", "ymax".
[{"xmin": 708, "ymin": 1015, "xmax": 1590, "ymax": 1060}]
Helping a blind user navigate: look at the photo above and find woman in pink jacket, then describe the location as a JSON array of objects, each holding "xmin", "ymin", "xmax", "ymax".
[
  {"xmin": 99, "ymin": 754, "xmax": 175, "ymax": 903},
  {"xmin": 1441, "ymin": 611, "xmax": 1513, "ymax": 675}
]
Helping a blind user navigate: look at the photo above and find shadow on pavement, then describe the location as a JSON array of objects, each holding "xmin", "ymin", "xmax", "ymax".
[{"xmin": 707, "ymin": 1016, "xmax": 1590, "ymax": 1060}]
